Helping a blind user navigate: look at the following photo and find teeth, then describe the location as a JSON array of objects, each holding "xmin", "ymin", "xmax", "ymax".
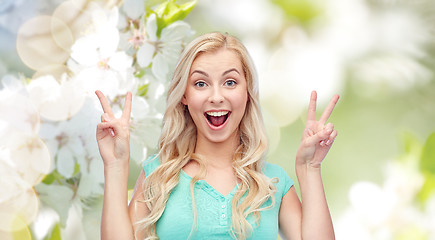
[{"xmin": 206, "ymin": 111, "xmax": 229, "ymax": 117}]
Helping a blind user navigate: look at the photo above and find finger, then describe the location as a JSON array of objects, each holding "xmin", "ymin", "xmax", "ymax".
[
  {"xmin": 315, "ymin": 123, "xmax": 333, "ymax": 138},
  {"xmin": 95, "ymin": 90, "xmax": 114, "ymax": 116},
  {"xmin": 96, "ymin": 122, "xmax": 116, "ymax": 139},
  {"xmin": 307, "ymin": 90, "xmax": 317, "ymax": 122},
  {"xmin": 324, "ymin": 122, "xmax": 334, "ymax": 133},
  {"xmin": 319, "ymin": 94, "xmax": 339, "ymax": 125},
  {"xmin": 326, "ymin": 130, "xmax": 337, "ymax": 146},
  {"xmin": 122, "ymin": 92, "xmax": 132, "ymax": 120},
  {"xmin": 100, "ymin": 113, "xmax": 116, "ymax": 136},
  {"xmin": 101, "ymin": 113, "xmax": 112, "ymax": 123},
  {"xmin": 306, "ymin": 127, "xmax": 333, "ymax": 147},
  {"xmin": 305, "ymin": 128, "xmax": 315, "ymax": 136}
]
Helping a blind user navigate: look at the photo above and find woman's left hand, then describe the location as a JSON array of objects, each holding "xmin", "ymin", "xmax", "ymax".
[{"xmin": 296, "ymin": 91, "xmax": 340, "ymax": 168}]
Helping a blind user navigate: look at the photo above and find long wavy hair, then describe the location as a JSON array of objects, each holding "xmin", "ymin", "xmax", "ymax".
[{"xmin": 135, "ymin": 32, "xmax": 276, "ymax": 239}]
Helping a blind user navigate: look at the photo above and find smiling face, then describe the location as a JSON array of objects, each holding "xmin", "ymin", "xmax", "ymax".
[{"xmin": 182, "ymin": 48, "xmax": 248, "ymax": 145}]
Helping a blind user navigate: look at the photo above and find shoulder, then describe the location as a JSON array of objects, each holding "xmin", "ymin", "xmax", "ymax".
[
  {"xmin": 142, "ymin": 154, "xmax": 160, "ymax": 175},
  {"xmin": 262, "ymin": 161, "xmax": 287, "ymax": 178},
  {"xmin": 262, "ymin": 161, "xmax": 294, "ymax": 196}
]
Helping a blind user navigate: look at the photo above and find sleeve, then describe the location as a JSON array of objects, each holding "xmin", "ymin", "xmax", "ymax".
[
  {"xmin": 280, "ymin": 166, "xmax": 294, "ymax": 196},
  {"xmin": 142, "ymin": 154, "xmax": 160, "ymax": 176},
  {"xmin": 263, "ymin": 162, "xmax": 294, "ymax": 197}
]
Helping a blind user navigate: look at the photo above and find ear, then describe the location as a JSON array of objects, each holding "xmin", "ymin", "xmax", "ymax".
[{"xmin": 181, "ymin": 95, "xmax": 187, "ymax": 105}]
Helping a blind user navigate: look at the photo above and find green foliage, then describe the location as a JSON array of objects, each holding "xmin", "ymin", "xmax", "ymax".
[
  {"xmin": 73, "ymin": 162, "xmax": 80, "ymax": 175},
  {"xmin": 418, "ymin": 173, "xmax": 435, "ymax": 205},
  {"xmin": 44, "ymin": 224, "xmax": 61, "ymax": 240},
  {"xmin": 42, "ymin": 163, "xmax": 80, "ymax": 185},
  {"xmin": 42, "ymin": 170, "xmax": 65, "ymax": 185},
  {"xmin": 137, "ymin": 83, "xmax": 150, "ymax": 97},
  {"xmin": 401, "ymin": 131, "xmax": 422, "ymax": 157},
  {"xmin": 151, "ymin": 0, "xmax": 197, "ymax": 36},
  {"xmin": 135, "ymin": 69, "xmax": 146, "ymax": 78},
  {"xmin": 418, "ymin": 133, "xmax": 435, "ymax": 205},
  {"xmin": 145, "ymin": 0, "xmax": 167, "ymax": 8},
  {"xmin": 420, "ymin": 133, "xmax": 435, "ymax": 174},
  {"xmin": 271, "ymin": 0, "xmax": 322, "ymax": 25},
  {"xmin": 398, "ymin": 131, "xmax": 422, "ymax": 165}
]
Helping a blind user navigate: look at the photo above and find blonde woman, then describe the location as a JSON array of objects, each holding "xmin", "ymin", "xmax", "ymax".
[{"xmin": 96, "ymin": 32, "xmax": 339, "ymax": 240}]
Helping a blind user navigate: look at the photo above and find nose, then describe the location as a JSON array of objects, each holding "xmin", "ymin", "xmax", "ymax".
[{"xmin": 209, "ymin": 86, "xmax": 224, "ymax": 104}]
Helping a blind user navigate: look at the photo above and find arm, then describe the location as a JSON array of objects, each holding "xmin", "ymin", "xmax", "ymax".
[
  {"xmin": 128, "ymin": 169, "xmax": 151, "ymax": 239},
  {"xmin": 96, "ymin": 91, "xmax": 134, "ymax": 240},
  {"xmin": 279, "ymin": 91, "xmax": 338, "ymax": 240},
  {"xmin": 279, "ymin": 187, "xmax": 302, "ymax": 240},
  {"xmin": 295, "ymin": 161, "xmax": 335, "ymax": 239},
  {"xmin": 101, "ymin": 158, "xmax": 133, "ymax": 240}
]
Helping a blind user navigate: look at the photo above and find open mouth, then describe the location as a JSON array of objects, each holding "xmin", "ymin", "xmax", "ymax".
[{"xmin": 205, "ymin": 111, "xmax": 230, "ymax": 127}]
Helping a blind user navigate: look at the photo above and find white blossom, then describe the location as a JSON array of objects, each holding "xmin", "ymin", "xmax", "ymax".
[
  {"xmin": 1, "ymin": 1, "xmax": 196, "ymax": 239},
  {"xmin": 27, "ymin": 74, "xmax": 86, "ymax": 121},
  {"xmin": 35, "ymin": 184, "xmax": 74, "ymax": 227},
  {"xmin": 122, "ymin": 0, "xmax": 145, "ymax": 20},
  {"xmin": 0, "ymin": 88, "xmax": 49, "ymax": 232},
  {"xmin": 31, "ymin": 207, "xmax": 59, "ymax": 240},
  {"xmin": 336, "ymin": 159, "xmax": 429, "ymax": 239},
  {"xmin": 69, "ymin": 7, "xmax": 135, "ymax": 99},
  {"xmin": 137, "ymin": 14, "xmax": 193, "ymax": 81}
]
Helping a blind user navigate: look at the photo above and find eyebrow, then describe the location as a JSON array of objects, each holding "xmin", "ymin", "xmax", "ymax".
[
  {"xmin": 223, "ymin": 68, "xmax": 240, "ymax": 76},
  {"xmin": 190, "ymin": 70, "xmax": 209, "ymax": 77},
  {"xmin": 190, "ymin": 68, "xmax": 240, "ymax": 77}
]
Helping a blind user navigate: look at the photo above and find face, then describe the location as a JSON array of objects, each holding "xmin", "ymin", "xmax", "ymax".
[{"xmin": 182, "ymin": 48, "xmax": 248, "ymax": 145}]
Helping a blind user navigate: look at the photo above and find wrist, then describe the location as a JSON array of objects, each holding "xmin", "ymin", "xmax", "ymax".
[
  {"xmin": 296, "ymin": 159, "xmax": 321, "ymax": 171},
  {"xmin": 296, "ymin": 160, "xmax": 322, "ymax": 179},
  {"xmin": 104, "ymin": 159, "xmax": 129, "ymax": 175},
  {"xmin": 295, "ymin": 160, "xmax": 324, "ymax": 191}
]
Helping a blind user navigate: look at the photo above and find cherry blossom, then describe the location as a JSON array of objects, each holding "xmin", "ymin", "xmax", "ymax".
[
  {"xmin": 137, "ymin": 13, "xmax": 193, "ymax": 81},
  {"xmin": 69, "ymin": 7, "xmax": 135, "ymax": 99}
]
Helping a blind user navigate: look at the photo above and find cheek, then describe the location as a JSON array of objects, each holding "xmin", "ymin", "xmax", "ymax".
[
  {"xmin": 233, "ymin": 92, "xmax": 248, "ymax": 113},
  {"xmin": 183, "ymin": 90, "xmax": 200, "ymax": 108},
  {"xmin": 184, "ymin": 94, "xmax": 204, "ymax": 119}
]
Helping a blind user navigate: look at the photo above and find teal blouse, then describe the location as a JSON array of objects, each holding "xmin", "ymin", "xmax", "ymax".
[{"xmin": 142, "ymin": 156, "xmax": 294, "ymax": 239}]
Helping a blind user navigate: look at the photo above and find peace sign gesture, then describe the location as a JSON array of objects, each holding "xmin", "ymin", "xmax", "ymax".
[
  {"xmin": 95, "ymin": 90, "xmax": 132, "ymax": 167},
  {"xmin": 296, "ymin": 91, "xmax": 339, "ymax": 168}
]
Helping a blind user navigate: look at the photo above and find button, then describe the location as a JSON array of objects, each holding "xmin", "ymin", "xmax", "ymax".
[
  {"xmin": 221, "ymin": 214, "xmax": 226, "ymax": 218},
  {"xmin": 221, "ymin": 204, "xmax": 226, "ymax": 209}
]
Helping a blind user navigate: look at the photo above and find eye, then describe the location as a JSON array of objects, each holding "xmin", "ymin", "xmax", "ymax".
[
  {"xmin": 224, "ymin": 79, "xmax": 237, "ymax": 87},
  {"xmin": 194, "ymin": 81, "xmax": 207, "ymax": 88}
]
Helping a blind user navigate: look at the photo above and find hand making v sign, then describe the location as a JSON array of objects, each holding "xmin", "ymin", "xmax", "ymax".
[
  {"xmin": 95, "ymin": 90, "xmax": 133, "ymax": 168},
  {"xmin": 296, "ymin": 90, "xmax": 340, "ymax": 168}
]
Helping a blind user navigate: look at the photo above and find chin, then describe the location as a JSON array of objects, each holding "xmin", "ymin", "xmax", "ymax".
[{"xmin": 206, "ymin": 128, "xmax": 239, "ymax": 144}]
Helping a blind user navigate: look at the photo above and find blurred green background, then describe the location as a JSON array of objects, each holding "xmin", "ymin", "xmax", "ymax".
[{"xmin": 185, "ymin": 0, "xmax": 435, "ymax": 221}]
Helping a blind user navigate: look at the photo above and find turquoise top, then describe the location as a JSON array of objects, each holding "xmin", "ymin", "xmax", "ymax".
[{"xmin": 142, "ymin": 156, "xmax": 294, "ymax": 240}]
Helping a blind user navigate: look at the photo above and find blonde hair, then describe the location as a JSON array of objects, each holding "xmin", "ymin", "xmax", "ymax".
[{"xmin": 136, "ymin": 32, "xmax": 276, "ymax": 239}]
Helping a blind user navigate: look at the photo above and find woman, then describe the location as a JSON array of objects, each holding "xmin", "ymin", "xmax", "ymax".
[{"xmin": 96, "ymin": 32, "xmax": 339, "ymax": 240}]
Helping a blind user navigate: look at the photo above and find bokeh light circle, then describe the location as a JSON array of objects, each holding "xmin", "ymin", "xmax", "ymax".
[
  {"xmin": 0, "ymin": 186, "xmax": 39, "ymax": 233},
  {"xmin": 0, "ymin": 214, "xmax": 32, "ymax": 240},
  {"xmin": 16, "ymin": 16, "xmax": 72, "ymax": 71}
]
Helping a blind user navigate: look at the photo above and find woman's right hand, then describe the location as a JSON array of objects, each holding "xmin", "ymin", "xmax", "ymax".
[{"xmin": 95, "ymin": 90, "xmax": 132, "ymax": 168}]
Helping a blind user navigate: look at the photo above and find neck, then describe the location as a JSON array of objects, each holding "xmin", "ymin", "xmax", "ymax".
[{"xmin": 195, "ymin": 132, "xmax": 240, "ymax": 168}]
